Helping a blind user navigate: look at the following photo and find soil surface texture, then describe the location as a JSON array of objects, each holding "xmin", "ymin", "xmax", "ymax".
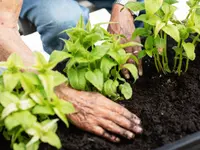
[{"xmin": 1, "ymin": 45, "xmax": 200, "ymax": 150}]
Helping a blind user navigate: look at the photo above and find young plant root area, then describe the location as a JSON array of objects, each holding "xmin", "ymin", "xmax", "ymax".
[{"xmin": 1, "ymin": 49, "xmax": 200, "ymax": 150}]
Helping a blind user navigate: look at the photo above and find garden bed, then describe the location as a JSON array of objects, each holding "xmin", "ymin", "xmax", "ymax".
[
  {"xmin": 1, "ymin": 46, "xmax": 200, "ymax": 150},
  {"xmin": 0, "ymin": 45, "xmax": 200, "ymax": 150},
  {"xmin": 39, "ymin": 44, "xmax": 199, "ymax": 150},
  {"xmin": 45, "ymin": 42, "xmax": 200, "ymax": 150}
]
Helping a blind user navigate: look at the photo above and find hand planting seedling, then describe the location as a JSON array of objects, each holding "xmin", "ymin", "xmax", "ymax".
[
  {"xmin": 125, "ymin": 0, "xmax": 200, "ymax": 75},
  {"xmin": 0, "ymin": 53, "xmax": 75, "ymax": 150},
  {"xmin": 57, "ymin": 17, "xmax": 142, "ymax": 100}
]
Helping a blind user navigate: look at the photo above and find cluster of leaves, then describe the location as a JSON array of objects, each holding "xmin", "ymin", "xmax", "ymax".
[
  {"xmin": 0, "ymin": 52, "xmax": 75, "ymax": 150},
  {"xmin": 59, "ymin": 17, "xmax": 142, "ymax": 100},
  {"xmin": 125, "ymin": 0, "xmax": 200, "ymax": 75}
]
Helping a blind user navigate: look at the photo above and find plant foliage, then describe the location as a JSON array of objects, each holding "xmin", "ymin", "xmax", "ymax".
[
  {"xmin": 0, "ymin": 53, "xmax": 75, "ymax": 150},
  {"xmin": 60, "ymin": 17, "xmax": 141, "ymax": 100},
  {"xmin": 125, "ymin": 0, "xmax": 200, "ymax": 75}
]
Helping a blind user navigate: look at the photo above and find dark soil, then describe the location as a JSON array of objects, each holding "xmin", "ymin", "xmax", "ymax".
[{"xmin": 1, "ymin": 44, "xmax": 200, "ymax": 150}]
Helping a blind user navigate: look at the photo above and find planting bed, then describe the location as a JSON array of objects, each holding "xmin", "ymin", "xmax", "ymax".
[{"xmin": 1, "ymin": 44, "xmax": 200, "ymax": 150}]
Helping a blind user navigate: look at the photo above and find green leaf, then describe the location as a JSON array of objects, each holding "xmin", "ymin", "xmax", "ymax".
[
  {"xmin": 103, "ymin": 80, "xmax": 119, "ymax": 97},
  {"xmin": 32, "ymin": 105, "xmax": 54, "ymax": 115},
  {"xmin": 132, "ymin": 28, "xmax": 151, "ymax": 40},
  {"xmin": 29, "ymin": 91, "xmax": 44, "ymax": 105},
  {"xmin": 119, "ymin": 82, "xmax": 132, "ymax": 99},
  {"xmin": 162, "ymin": 24, "xmax": 180, "ymax": 42},
  {"xmin": 76, "ymin": 15, "xmax": 85, "ymax": 29},
  {"xmin": 189, "ymin": 26, "xmax": 200, "ymax": 34},
  {"xmin": 90, "ymin": 45, "xmax": 110, "ymax": 61},
  {"xmin": 120, "ymin": 41, "xmax": 143, "ymax": 48},
  {"xmin": 100, "ymin": 56, "xmax": 117, "ymax": 79},
  {"xmin": 33, "ymin": 52, "xmax": 48, "ymax": 70},
  {"xmin": 122, "ymin": 64, "xmax": 138, "ymax": 81},
  {"xmin": 145, "ymin": 49, "xmax": 153, "ymax": 57},
  {"xmin": 18, "ymin": 98, "xmax": 35, "ymax": 110},
  {"xmin": 13, "ymin": 143, "xmax": 25, "ymax": 150},
  {"xmin": 155, "ymin": 36, "xmax": 166, "ymax": 49},
  {"xmin": 162, "ymin": 2, "xmax": 177, "ymax": 21},
  {"xmin": 85, "ymin": 69, "xmax": 104, "ymax": 91},
  {"xmin": 0, "ymin": 92, "xmax": 19, "ymax": 107},
  {"xmin": 53, "ymin": 107, "xmax": 69, "ymax": 127},
  {"xmin": 7, "ymin": 53, "xmax": 24, "ymax": 68},
  {"xmin": 177, "ymin": 24, "xmax": 189, "ymax": 40},
  {"xmin": 182, "ymin": 42, "xmax": 195, "ymax": 60},
  {"xmin": 67, "ymin": 67, "xmax": 87, "ymax": 90},
  {"xmin": 3, "ymin": 72, "xmax": 20, "ymax": 92},
  {"xmin": 164, "ymin": 0, "xmax": 178, "ymax": 4},
  {"xmin": 138, "ymin": 50, "xmax": 147, "ymax": 59},
  {"xmin": 145, "ymin": 0, "xmax": 163, "ymax": 16},
  {"xmin": 2, "ymin": 103, "xmax": 18, "ymax": 119},
  {"xmin": 50, "ymin": 71, "xmax": 68, "ymax": 87},
  {"xmin": 48, "ymin": 51, "xmax": 72, "ymax": 69},
  {"xmin": 124, "ymin": 1, "xmax": 145, "ymax": 11},
  {"xmin": 83, "ymin": 33, "xmax": 104, "ymax": 48},
  {"xmin": 135, "ymin": 14, "xmax": 161, "ymax": 26},
  {"xmin": 26, "ymin": 141, "xmax": 40, "ymax": 150},
  {"xmin": 55, "ymin": 99, "xmax": 75, "ymax": 115},
  {"xmin": 41, "ymin": 119, "xmax": 59, "ymax": 132},
  {"xmin": 26, "ymin": 136, "xmax": 40, "ymax": 149},
  {"xmin": 145, "ymin": 36, "xmax": 154, "ymax": 49},
  {"xmin": 38, "ymin": 73, "xmax": 54, "ymax": 100},
  {"xmin": 41, "ymin": 131, "xmax": 61, "ymax": 149},
  {"xmin": 5, "ymin": 111, "xmax": 37, "ymax": 130},
  {"xmin": 154, "ymin": 21, "xmax": 165, "ymax": 38},
  {"xmin": 86, "ymin": 20, "xmax": 92, "ymax": 31}
]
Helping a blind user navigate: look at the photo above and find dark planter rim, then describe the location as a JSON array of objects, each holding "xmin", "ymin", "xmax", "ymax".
[{"xmin": 155, "ymin": 131, "xmax": 200, "ymax": 150}]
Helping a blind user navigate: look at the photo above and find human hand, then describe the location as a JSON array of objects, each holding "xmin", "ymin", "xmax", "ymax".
[
  {"xmin": 55, "ymin": 84, "xmax": 142, "ymax": 143},
  {"xmin": 108, "ymin": 4, "xmax": 143, "ymax": 78}
]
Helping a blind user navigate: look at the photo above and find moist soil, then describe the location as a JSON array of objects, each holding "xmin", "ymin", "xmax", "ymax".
[{"xmin": 1, "ymin": 44, "xmax": 200, "ymax": 150}]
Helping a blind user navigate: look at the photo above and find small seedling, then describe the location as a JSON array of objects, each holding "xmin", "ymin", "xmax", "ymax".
[
  {"xmin": 125, "ymin": 0, "xmax": 200, "ymax": 75},
  {"xmin": 59, "ymin": 17, "xmax": 142, "ymax": 100},
  {"xmin": 0, "ymin": 52, "xmax": 75, "ymax": 150}
]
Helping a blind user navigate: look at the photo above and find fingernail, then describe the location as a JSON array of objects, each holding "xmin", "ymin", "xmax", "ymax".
[
  {"xmin": 139, "ymin": 69, "xmax": 143, "ymax": 76},
  {"xmin": 134, "ymin": 126, "xmax": 143, "ymax": 133},
  {"xmin": 128, "ymin": 132, "xmax": 135, "ymax": 139},
  {"xmin": 125, "ymin": 73, "xmax": 130, "ymax": 79},
  {"xmin": 134, "ymin": 118, "xmax": 141, "ymax": 125},
  {"xmin": 115, "ymin": 137, "xmax": 120, "ymax": 142}
]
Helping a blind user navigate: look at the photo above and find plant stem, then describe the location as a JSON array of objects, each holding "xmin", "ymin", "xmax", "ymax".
[
  {"xmin": 173, "ymin": 41, "xmax": 181, "ymax": 71},
  {"xmin": 177, "ymin": 48, "xmax": 183, "ymax": 76},
  {"xmin": 156, "ymin": 53, "xmax": 163, "ymax": 71},
  {"xmin": 164, "ymin": 33, "xmax": 168, "ymax": 65},
  {"xmin": 154, "ymin": 54, "xmax": 159, "ymax": 72},
  {"xmin": 185, "ymin": 58, "xmax": 189, "ymax": 72},
  {"xmin": 192, "ymin": 34, "xmax": 200, "ymax": 45}
]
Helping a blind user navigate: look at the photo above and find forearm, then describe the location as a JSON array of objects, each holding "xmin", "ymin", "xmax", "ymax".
[{"xmin": 0, "ymin": 28, "xmax": 34, "ymax": 66}]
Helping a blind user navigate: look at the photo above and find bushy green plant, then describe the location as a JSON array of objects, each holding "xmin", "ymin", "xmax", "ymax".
[
  {"xmin": 125, "ymin": 0, "xmax": 200, "ymax": 75},
  {"xmin": 59, "ymin": 17, "xmax": 142, "ymax": 100},
  {"xmin": 0, "ymin": 52, "xmax": 75, "ymax": 150}
]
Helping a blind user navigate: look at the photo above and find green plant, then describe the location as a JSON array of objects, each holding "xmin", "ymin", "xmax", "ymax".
[
  {"xmin": 125, "ymin": 0, "xmax": 200, "ymax": 75},
  {"xmin": 59, "ymin": 17, "xmax": 142, "ymax": 100},
  {"xmin": 0, "ymin": 52, "xmax": 75, "ymax": 150}
]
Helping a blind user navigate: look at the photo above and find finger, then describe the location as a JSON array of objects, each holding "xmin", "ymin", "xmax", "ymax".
[
  {"xmin": 138, "ymin": 59, "xmax": 143, "ymax": 76},
  {"xmin": 97, "ymin": 107, "xmax": 142, "ymax": 133},
  {"xmin": 122, "ymin": 68, "xmax": 130, "ymax": 79},
  {"xmin": 98, "ymin": 118, "xmax": 135, "ymax": 140},
  {"xmin": 110, "ymin": 104, "xmax": 141, "ymax": 125},
  {"xmin": 92, "ymin": 126, "xmax": 120, "ymax": 143}
]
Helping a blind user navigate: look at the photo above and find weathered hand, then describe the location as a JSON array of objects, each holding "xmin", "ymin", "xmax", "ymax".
[
  {"xmin": 108, "ymin": 4, "xmax": 143, "ymax": 78},
  {"xmin": 56, "ymin": 84, "xmax": 142, "ymax": 142}
]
